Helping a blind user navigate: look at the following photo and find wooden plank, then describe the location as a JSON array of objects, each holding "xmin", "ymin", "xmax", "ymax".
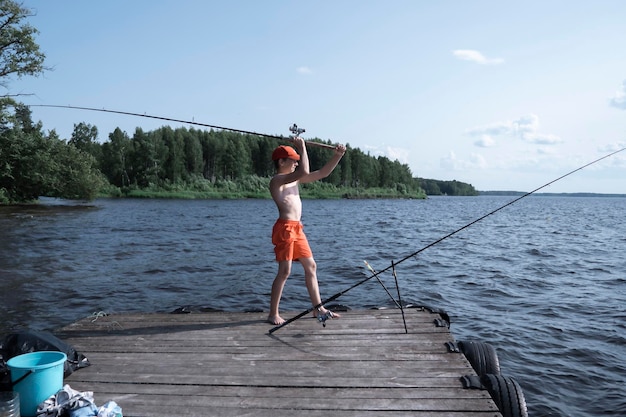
[
  {"xmin": 58, "ymin": 309, "xmax": 502, "ymax": 417},
  {"xmin": 79, "ymin": 382, "xmax": 492, "ymax": 399}
]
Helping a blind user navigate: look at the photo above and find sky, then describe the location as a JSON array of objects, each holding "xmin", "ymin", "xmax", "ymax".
[{"xmin": 9, "ymin": 0, "xmax": 626, "ymax": 193}]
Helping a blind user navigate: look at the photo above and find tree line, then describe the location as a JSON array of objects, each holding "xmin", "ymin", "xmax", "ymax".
[
  {"xmin": 70, "ymin": 121, "xmax": 424, "ymax": 192},
  {"xmin": 1, "ymin": 102, "xmax": 426, "ymax": 202},
  {"xmin": 418, "ymin": 178, "xmax": 479, "ymax": 196},
  {"xmin": 71, "ymin": 121, "xmax": 479, "ymax": 198},
  {"xmin": 1, "ymin": 106, "xmax": 478, "ymax": 204},
  {"xmin": 0, "ymin": 0, "xmax": 477, "ymax": 204}
]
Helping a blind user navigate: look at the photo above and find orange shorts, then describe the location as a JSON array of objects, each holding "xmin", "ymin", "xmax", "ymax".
[{"xmin": 272, "ymin": 219, "xmax": 312, "ymax": 261}]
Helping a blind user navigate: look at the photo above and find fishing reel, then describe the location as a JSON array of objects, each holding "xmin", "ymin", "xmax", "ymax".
[
  {"xmin": 289, "ymin": 123, "xmax": 305, "ymax": 137},
  {"xmin": 316, "ymin": 308, "xmax": 336, "ymax": 327}
]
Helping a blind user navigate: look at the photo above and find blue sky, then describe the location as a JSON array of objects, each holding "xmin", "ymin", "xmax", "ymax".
[{"xmin": 11, "ymin": 1, "xmax": 626, "ymax": 193}]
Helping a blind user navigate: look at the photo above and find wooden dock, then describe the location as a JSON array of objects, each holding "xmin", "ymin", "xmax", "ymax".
[{"xmin": 57, "ymin": 308, "xmax": 502, "ymax": 417}]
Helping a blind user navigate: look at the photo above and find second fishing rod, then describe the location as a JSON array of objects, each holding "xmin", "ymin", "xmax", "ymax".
[{"xmin": 269, "ymin": 146, "xmax": 626, "ymax": 333}]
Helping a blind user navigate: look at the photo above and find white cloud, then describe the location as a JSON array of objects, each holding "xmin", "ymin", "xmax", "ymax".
[
  {"xmin": 512, "ymin": 114, "xmax": 539, "ymax": 135},
  {"xmin": 474, "ymin": 135, "xmax": 496, "ymax": 147},
  {"xmin": 440, "ymin": 151, "xmax": 487, "ymax": 171},
  {"xmin": 363, "ymin": 144, "xmax": 384, "ymax": 157},
  {"xmin": 609, "ymin": 80, "xmax": 626, "ymax": 109},
  {"xmin": 363, "ymin": 144, "xmax": 410, "ymax": 163},
  {"xmin": 597, "ymin": 143, "xmax": 626, "ymax": 165},
  {"xmin": 469, "ymin": 153, "xmax": 487, "ymax": 168},
  {"xmin": 452, "ymin": 49, "xmax": 504, "ymax": 65},
  {"xmin": 598, "ymin": 142, "xmax": 626, "ymax": 153},
  {"xmin": 386, "ymin": 146, "xmax": 409, "ymax": 164},
  {"xmin": 536, "ymin": 147, "xmax": 556, "ymax": 156},
  {"xmin": 296, "ymin": 66, "xmax": 313, "ymax": 75},
  {"xmin": 440, "ymin": 151, "xmax": 460, "ymax": 170},
  {"xmin": 466, "ymin": 114, "xmax": 562, "ymax": 145},
  {"xmin": 524, "ymin": 132, "xmax": 561, "ymax": 145}
]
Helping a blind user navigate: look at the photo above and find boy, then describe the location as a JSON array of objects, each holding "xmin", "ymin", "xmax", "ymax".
[{"xmin": 268, "ymin": 137, "xmax": 346, "ymax": 325}]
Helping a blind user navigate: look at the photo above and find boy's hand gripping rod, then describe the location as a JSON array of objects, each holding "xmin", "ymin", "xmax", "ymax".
[{"xmin": 289, "ymin": 123, "xmax": 336, "ymax": 149}]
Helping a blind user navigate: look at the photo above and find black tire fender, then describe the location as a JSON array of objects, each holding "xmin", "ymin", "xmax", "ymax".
[
  {"xmin": 481, "ymin": 374, "xmax": 528, "ymax": 417},
  {"xmin": 459, "ymin": 340, "xmax": 501, "ymax": 376}
]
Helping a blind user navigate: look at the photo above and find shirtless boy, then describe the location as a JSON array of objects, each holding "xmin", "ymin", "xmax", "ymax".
[{"xmin": 268, "ymin": 137, "xmax": 346, "ymax": 325}]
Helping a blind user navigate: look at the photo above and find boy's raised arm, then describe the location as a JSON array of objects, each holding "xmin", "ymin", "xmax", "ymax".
[{"xmin": 300, "ymin": 144, "xmax": 346, "ymax": 184}]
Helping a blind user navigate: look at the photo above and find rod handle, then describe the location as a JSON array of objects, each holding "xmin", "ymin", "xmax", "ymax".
[{"xmin": 287, "ymin": 137, "xmax": 337, "ymax": 150}]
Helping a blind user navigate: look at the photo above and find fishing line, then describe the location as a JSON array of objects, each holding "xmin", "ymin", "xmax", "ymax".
[
  {"xmin": 364, "ymin": 260, "xmax": 402, "ymax": 310},
  {"xmin": 365, "ymin": 260, "xmax": 408, "ymax": 333},
  {"xmin": 27, "ymin": 104, "xmax": 337, "ymax": 149},
  {"xmin": 391, "ymin": 261, "xmax": 408, "ymax": 334},
  {"xmin": 269, "ymin": 146, "xmax": 626, "ymax": 333}
]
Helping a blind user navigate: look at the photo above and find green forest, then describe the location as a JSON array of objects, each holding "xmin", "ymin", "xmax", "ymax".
[
  {"xmin": 0, "ymin": 0, "xmax": 478, "ymax": 204},
  {"xmin": 1, "ymin": 107, "xmax": 478, "ymax": 203}
]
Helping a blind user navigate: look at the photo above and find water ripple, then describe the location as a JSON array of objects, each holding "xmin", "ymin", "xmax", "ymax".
[{"xmin": 1, "ymin": 196, "xmax": 625, "ymax": 417}]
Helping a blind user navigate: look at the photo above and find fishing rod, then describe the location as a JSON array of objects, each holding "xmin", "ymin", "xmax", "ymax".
[
  {"xmin": 27, "ymin": 104, "xmax": 338, "ymax": 150},
  {"xmin": 365, "ymin": 260, "xmax": 408, "ymax": 334},
  {"xmin": 269, "ymin": 146, "xmax": 626, "ymax": 333},
  {"xmin": 390, "ymin": 261, "xmax": 408, "ymax": 334},
  {"xmin": 268, "ymin": 269, "xmax": 383, "ymax": 334},
  {"xmin": 269, "ymin": 261, "xmax": 403, "ymax": 335},
  {"xmin": 364, "ymin": 260, "xmax": 402, "ymax": 310}
]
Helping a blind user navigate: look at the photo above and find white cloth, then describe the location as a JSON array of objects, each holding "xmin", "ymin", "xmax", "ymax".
[{"xmin": 37, "ymin": 384, "xmax": 96, "ymax": 417}]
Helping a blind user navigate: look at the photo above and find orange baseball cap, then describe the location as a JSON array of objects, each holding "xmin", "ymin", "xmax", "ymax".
[{"xmin": 272, "ymin": 145, "xmax": 300, "ymax": 161}]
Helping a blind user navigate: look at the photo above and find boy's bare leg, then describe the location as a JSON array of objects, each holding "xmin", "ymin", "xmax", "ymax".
[
  {"xmin": 300, "ymin": 257, "xmax": 341, "ymax": 319},
  {"xmin": 268, "ymin": 260, "xmax": 292, "ymax": 325}
]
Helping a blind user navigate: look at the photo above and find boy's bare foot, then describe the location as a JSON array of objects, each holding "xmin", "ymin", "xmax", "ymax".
[{"xmin": 267, "ymin": 315, "xmax": 285, "ymax": 325}]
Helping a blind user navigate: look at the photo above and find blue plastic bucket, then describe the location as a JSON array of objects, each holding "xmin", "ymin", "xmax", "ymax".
[{"xmin": 7, "ymin": 351, "xmax": 66, "ymax": 417}]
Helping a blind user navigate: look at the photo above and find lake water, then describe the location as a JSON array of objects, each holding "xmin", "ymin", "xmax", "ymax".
[{"xmin": 1, "ymin": 196, "xmax": 624, "ymax": 416}]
